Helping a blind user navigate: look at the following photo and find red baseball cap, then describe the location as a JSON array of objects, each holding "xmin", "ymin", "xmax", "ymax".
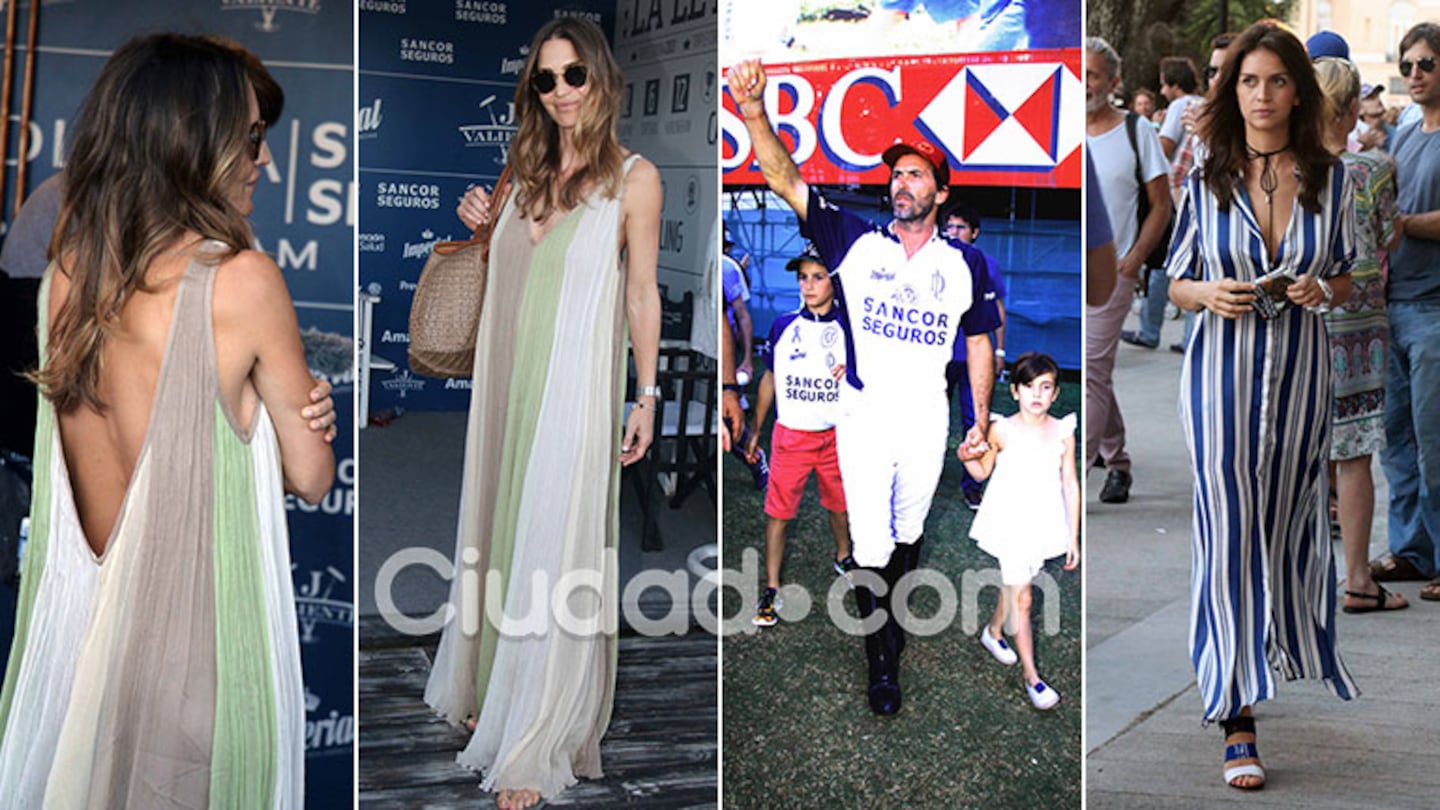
[{"xmin": 881, "ymin": 140, "xmax": 950, "ymax": 188}]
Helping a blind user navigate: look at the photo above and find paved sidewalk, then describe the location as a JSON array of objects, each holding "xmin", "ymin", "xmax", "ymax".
[{"xmin": 1086, "ymin": 315, "xmax": 1440, "ymax": 808}]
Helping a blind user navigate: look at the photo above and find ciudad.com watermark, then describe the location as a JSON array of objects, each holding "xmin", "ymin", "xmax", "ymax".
[{"xmin": 374, "ymin": 546, "xmax": 1066, "ymax": 639}]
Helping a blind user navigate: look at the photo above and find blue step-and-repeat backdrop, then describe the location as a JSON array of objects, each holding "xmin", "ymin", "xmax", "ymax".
[
  {"xmin": 0, "ymin": 2, "xmax": 354, "ymax": 805},
  {"xmin": 360, "ymin": 0, "xmax": 717, "ymax": 412}
]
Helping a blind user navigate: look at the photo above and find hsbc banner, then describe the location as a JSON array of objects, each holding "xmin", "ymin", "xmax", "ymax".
[
  {"xmin": 359, "ymin": 1, "xmax": 616, "ymax": 413},
  {"xmin": 721, "ymin": 49, "xmax": 1083, "ymax": 189},
  {"xmin": 0, "ymin": 2, "xmax": 354, "ymax": 806}
]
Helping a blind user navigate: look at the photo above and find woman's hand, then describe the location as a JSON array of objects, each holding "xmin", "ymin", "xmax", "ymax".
[
  {"xmin": 457, "ymin": 185, "xmax": 493, "ymax": 233},
  {"xmin": 956, "ymin": 438, "xmax": 988, "ymax": 462},
  {"xmin": 1199, "ymin": 278, "xmax": 1257, "ymax": 319},
  {"xmin": 303, "ymin": 380, "xmax": 338, "ymax": 443},
  {"xmin": 1284, "ymin": 274, "xmax": 1330, "ymax": 309},
  {"xmin": 619, "ymin": 401, "xmax": 655, "ymax": 466}
]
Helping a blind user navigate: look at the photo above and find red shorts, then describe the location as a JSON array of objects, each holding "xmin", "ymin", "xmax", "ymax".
[{"xmin": 764, "ymin": 423, "xmax": 847, "ymax": 520}]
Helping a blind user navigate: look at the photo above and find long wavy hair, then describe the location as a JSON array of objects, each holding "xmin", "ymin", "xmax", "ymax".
[
  {"xmin": 509, "ymin": 17, "xmax": 626, "ymax": 221},
  {"xmin": 34, "ymin": 33, "xmax": 257, "ymax": 413},
  {"xmin": 1198, "ymin": 19, "xmax": 1335, "ymax": 213}
]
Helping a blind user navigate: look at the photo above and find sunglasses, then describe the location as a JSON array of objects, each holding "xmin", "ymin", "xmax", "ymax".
[
  {"xmin": 247, "ymin": 121, "xmax": 266, "ymax": 161},
  {"xmin": 531, "ymin": 63, "xmax": 588, "ymax": 95},
  {"xmin": 1400, "ymin": 56, "xmax": 1437, "ymax": 77},
  {"xmin": 1204, "ymin": 65, "xmax": 1220, "ymax": 81}
]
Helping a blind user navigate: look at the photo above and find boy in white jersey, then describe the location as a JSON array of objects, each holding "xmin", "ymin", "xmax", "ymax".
[{"xmin": 745, "ymin": 244, "xmax": 854, "ymax": 627}]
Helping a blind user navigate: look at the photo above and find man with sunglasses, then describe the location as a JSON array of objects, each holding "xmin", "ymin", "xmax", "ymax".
[
  {"xmin": 1369, "ymin": 22, "xmax": 1440, "ymax": 603},
  {"xmin": 729, "ymin": 58, "xmax": 1001, "ymax": 716}
]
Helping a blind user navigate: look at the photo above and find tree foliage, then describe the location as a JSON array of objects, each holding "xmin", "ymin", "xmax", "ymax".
[{"xmin": 1088, "ymin": 0, "xmax": 1297, "ymax": 104}]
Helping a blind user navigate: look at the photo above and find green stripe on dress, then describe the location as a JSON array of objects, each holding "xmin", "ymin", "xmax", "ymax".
[
  {"xmin": 209, "ymin": 403, "xmax": 278, "ymax": 808},
  {"xmin": 0, "ymin": 274, "xmax": 55, "ymax": 742},
  {"xmin": 474, "ymin": 208, "xmax": 587, "ymax": 709}
]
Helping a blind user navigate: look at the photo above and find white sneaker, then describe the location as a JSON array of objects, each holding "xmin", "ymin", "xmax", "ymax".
[
  {"xmin": 1027, "ymin": 679, "xmax": 1060, "ymax": 710},
  {"xmin": 980, "ymin": 626, "xmax": 1017, "ymax": 665}
]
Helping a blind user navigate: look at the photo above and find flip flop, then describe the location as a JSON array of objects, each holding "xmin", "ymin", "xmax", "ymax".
[
  {"xmin": 1421, "ymin": 578, "xmax": 1440, "ymax": 602},
  {"xmin": 1369, "ymin": 554, "xmax": 1427, "ymax": 582},
  {"xmin": 1342, "ymin": 584, "xmax": 1408, "ymax": 613}
]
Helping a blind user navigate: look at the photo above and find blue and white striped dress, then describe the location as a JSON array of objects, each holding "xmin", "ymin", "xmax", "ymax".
[{"xmin": 1167, "ymin": 163, "xmax": 1360, "ymax": 723}]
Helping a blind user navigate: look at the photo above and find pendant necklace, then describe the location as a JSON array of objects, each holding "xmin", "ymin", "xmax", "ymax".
[{"xmin": 1247, "ymin": 142, "xmax": 1288, "ymax": 265}]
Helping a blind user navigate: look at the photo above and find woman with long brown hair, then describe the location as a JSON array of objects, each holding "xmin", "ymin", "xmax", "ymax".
[
  {"xmin": 0, "ymin": 33, "xmax": 334, "ymax": 807},
  {"xmin": 422, "ymin": 16, "xmax": 662, "ymax": 810},
  {"xmin": 1167, "ymin": 19, "xmax": 1357, "ymax": 790}
]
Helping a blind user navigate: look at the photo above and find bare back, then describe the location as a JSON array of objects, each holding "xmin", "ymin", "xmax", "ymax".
[{"xmin": 51, "ymin": 241, "xmax": 324, "ymax": 555}]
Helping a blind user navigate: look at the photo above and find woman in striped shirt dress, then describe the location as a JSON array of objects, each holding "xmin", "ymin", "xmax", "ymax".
[{"xmin": 1166, "ymin": 20, "xmax": 1358, "ymax": 791}]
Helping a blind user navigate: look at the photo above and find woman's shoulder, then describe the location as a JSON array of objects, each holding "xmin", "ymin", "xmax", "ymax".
[{"xmin": 212, "ymin": 249, "xmax": 291, "ymax": 320}]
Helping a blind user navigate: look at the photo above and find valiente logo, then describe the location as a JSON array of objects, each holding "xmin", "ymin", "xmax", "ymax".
[
  {"xmin": 220, "ymin": 0, "xmax": 322, "ymax": 33},
  {"xmin": 459, "ymin": 94, "xmax": 517, "ymax": 166},
  {"xmin": 381, "ymin": 369, "xmax": 426, "ymax": 398}
]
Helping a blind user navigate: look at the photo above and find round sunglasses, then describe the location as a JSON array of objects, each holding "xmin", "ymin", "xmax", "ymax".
[
  {"xmin": 1400, "ymin": 56, "xmax": 1437, "ymax": 78},
  {"xmin": 247, "ymin": 121, "xmax": 266, "ymax": 161},
  {"xmin": 531, "ymin": 63, "xmax": 588, "ymax": 95}
]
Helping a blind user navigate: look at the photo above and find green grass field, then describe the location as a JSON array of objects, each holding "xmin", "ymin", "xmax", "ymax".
[{"xmin": 720, "ymin": 379, "xmax": 1082, "ymax": 808}]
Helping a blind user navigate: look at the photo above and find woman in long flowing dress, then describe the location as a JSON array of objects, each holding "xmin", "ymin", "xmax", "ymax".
[
  {"xmin": 1312, "ymin": 56, "xmax": 1407, "ymax": 614},
  {"xmin": 1166, "ymin": 20, "xmax": 1357, "ymax": 791},
  {"xmin": 422, "ymin": 17, "xmax": 662, "ymax": 810},
  {"xmin": 0, "ymin": 33, "xmax": 335, "ymax": 807}
]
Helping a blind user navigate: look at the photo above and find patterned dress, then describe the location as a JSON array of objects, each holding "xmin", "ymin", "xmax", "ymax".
[
  {"xmin": 1327, "ymin": 151, "xmax": 1396, "ymax": 459},
  {"xmin": 424, "ymin": 155, "xmax": 643, "ymax": 798},
  {"xmin": 0, "ymin": 255, "xmax": 306, "ymax": 808},
  {"xmin": 1167, "ymin": 164, "xmax": 1360, "ymax": 723}
]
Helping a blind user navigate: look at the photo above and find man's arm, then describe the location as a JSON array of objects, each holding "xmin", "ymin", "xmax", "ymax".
[
  {"xmin": 964, "ymin": 332, "xmax": 994, "ymax": 446},
  {"xmin": 1395, "ymin": 210, "xmax": 1440, "ymax": 241},
  {"xmin": 1122, "ymin": 174, "xmax": 1172, "ymax": 278},
  {"xmin": 729, "ymin": 59, "xmax": 810, "ymax": 220}
]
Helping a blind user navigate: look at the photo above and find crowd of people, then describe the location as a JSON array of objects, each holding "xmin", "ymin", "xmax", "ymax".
[{"xmin": 1087, "ymin": 18, "xmax": 1440, "ymax": 792}]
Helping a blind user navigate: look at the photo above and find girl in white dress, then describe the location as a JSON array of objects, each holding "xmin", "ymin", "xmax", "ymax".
[{"xmin": 960, "ymin": 352, "xmax": 1080, "ymax": 709}]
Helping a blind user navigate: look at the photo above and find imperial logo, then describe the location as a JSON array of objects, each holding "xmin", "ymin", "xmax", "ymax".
[
  {"xmin": 499, "ymin": 47, "xmax": 528, "ymax": 75},
  {"xmin": 459, "ymin": 94, "xmax": 518, "ymax": 166},
  {"xmin": 382, "ymin": 369, "xmax": 426, "ymax": 398},
  {"xmin": 357, "ymin": 99, "xmax": 383, "ymax": 140},
  {"xmin": 402, "ymin": 229, "xmax": 451, "ymax": 260},
  {"xmin": 220, "ymin": 0, "xmax": 321, "ymax": 33}
]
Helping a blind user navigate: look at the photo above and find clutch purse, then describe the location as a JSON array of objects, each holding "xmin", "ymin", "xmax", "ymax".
[
  {"xmin": 407, "ymin": 164, "xmax": 514, "ymax": 378},
  {"xmin": 1251, "ymin": 268, "xmax": 1296, "ymax": 320}
]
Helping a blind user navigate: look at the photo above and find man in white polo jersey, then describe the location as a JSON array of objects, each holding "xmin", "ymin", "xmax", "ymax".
[{"xmin": 729, "ymin": 58, "xmax": 1000, "ymax": 715}]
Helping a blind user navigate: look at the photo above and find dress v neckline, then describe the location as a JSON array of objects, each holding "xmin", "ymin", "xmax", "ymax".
[
  {"xmin": 1234, "ymin": 182, "xmax": 1298, "ymax": 271},
  {"xmin": 527, "ymin": 205, "xmax": 583, "ymax": 247}
]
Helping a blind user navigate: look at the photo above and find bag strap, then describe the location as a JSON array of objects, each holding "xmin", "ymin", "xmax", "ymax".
[
  {"xmin": 477, "ymin": 162, "xmax": 515, "ymax": 262},
  {"xmin": 1125, "ymin": 111, "xmax": 1146, "ymax": 195}
]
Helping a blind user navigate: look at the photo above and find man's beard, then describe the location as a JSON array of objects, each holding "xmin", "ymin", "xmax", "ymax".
[{"xmin": 892, "ymin": 191, "xmax": 934, "ymax": 222}]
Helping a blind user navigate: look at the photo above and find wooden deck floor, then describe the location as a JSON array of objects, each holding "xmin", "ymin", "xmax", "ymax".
[{"xmin": 360, "ymin": 625, "xmax": 717, "ymax": 809}]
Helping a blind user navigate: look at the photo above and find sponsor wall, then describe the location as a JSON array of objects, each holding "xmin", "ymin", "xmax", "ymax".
[
  {"xmin": 0, "ymin": 2, "xmax": 355, "ymax": 805},
  {"xmin": 360, "ymin": 0, "xmax": 716, "ymax": 412},
  {"xmin": 721, "ymin": 9, "xmax": 1082, "ymax": 370}
]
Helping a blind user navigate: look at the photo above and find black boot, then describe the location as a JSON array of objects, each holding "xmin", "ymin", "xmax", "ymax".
[
  {"xmin": 854, "ymin": 570, "xmax": 902, "ymax": 715},
  {"xmin": 885, "ymin": 536, "xmax": 924, "ymax": 658}
]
